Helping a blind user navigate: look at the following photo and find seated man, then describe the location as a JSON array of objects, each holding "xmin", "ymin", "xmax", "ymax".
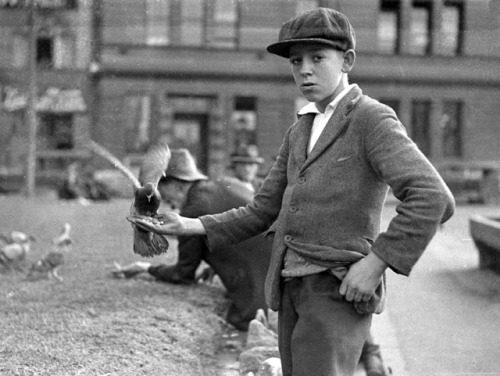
[{"xmin": 116, "ymin": 148, "xmax": 272, "ymax": 331}]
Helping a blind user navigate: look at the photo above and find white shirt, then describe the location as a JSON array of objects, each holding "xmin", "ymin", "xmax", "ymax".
[{"xmin": 298, "ymin": 84, "xmax": 354, "ymax": 154}]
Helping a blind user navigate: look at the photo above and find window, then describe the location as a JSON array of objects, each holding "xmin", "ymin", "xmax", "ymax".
[
  {"xmin": 411, "ymin": 100, "xmax": 431, "ymax": 156},
  {"xmin": 379, "ymin": 99, "xmax": 400, "ymax": 117},
  {"xmin": 179, "ymin": 0, "xmax": 204, "ymax": 46},
  {"xmin": 206, "ymin": 0, "xmax": 239, "ymax": 48},
  {"xmin": 37, "ymin": 37, "xmax": 53, "ymax": 68},
  {"xmin": 53, "ymin": 34, "xmax": 74, "ymax": 68},
  {"xmin": 409, "ymin": 1, "xmax": 432, "ymax": 55},
  {"xmin": 232, "ymin": 96, "xmax": 257, "ymax": 149},
  {"xmin": 379, "ymin": 0, "xmax": 400, "ymax": 54},
  {"xmin": 442, "ymin": 1, "xmax": 464, "ymax": 56},
  {"xmin": 441, "ymin": 101, "xmax": 462, "ymax": 157},
  {"xmin": 38, "ymin": 113, "xmax": 74, "ymax": 150},
  {"xmin": 146, "ymin": 0, "xmax": 170, "ymax": 45}
]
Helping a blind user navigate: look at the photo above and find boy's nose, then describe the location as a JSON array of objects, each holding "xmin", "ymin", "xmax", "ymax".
[{"xmin": 299, "ymin": 61, "xmax": 313, "ymax": 76}]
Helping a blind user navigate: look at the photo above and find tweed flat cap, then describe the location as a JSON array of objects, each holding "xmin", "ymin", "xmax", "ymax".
[{"xmin": 267, "ymin": 7, "xmax": 356, "ymax": 58}]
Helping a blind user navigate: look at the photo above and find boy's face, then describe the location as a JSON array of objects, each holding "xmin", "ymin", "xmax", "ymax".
[{"xmin": 289, "ymin": 43, "xmax": 353, "ymax": 112}]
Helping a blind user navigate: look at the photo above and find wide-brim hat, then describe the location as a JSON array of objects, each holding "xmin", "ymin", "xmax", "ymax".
[
  {"xmin": 230, "ymin": 144, "xmax": 264, "ymax": 165},
  {"xmin": 166, "ymin": 149, "xmax": 207, "ymax": 181},
  {"xmin": 266, "ymin": 7, "xmax": 356, "ymax": 58}
]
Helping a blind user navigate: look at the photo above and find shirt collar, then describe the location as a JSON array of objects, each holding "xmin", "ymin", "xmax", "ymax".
[{"xmin": 297, "ymin": 84, "xmax": 355, "ymax": 116}]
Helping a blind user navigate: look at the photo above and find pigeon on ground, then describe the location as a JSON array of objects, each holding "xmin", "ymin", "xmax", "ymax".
[
  {"xmin": 26, "ymin": 223, "xmax": 73, "ymax": 282},
  {"xmin": 52, "ymin": 223, "xmax": 73, "ymax": 252},
  {"xmin": 85, "ymin": 140, "xmax": 171, "ymax": 257},
  {"xmin": 0, "ymin": 232, "xmax": 35, "ymax": 272}
]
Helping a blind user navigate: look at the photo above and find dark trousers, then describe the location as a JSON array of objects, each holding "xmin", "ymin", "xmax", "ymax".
[{"xmin": 279, "ymin": 272, "xmax": 372, "ymax": 376}]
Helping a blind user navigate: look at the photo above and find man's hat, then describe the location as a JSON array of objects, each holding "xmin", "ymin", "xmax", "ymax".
[
  {"xmin": 166, "ymin": 149, "xmax": 208, "ymax": 181},
  {"xmin": 230, "ymin": 144, "xmax": 264, "ymax": 165},
  {"xmin": 266, "ymin": 7, "xmax": 356, "ymax": 58}
]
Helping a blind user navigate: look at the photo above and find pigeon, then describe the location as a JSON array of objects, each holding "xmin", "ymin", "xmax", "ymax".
[
  {"xmin": 25, "ymin": 223, "xmax": 74, "ymax": 282},
  {"xmin": 85, "ymin": 140, "xmax": 171, "ymax": 257},
  {"xmin": 0, "ymin": 232, "xmax": 35, "ymax": 272},
  {"xmin": 26, "ymin": 250, "xmax": 66, "ymax": 282},
  {"xmin": 52, "ymin": 223, "xmax": 73, "ymax": 252}
]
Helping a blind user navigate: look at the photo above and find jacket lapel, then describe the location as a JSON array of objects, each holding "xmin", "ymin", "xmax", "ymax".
[
  {"xmin": 291, "ymin": 113, "xmax": 314, "ymax": 169},
  {"xmin": 302, "ymin": 86, "xmax": 362, "ymax": 170}
]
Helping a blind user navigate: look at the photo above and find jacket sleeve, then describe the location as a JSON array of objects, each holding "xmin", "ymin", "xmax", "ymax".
[
  {"xmin": 363, "ymin": 104, "xmax": 455, "ymax": 275},
  {"xmin": 200, "ymin": 126, "xmax": 293, "ymax": 250}
]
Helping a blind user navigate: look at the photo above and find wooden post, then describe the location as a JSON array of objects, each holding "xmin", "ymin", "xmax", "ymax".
[{"xmin": 26, "ymin": 0, "xmax": 38, "ymax": 197}]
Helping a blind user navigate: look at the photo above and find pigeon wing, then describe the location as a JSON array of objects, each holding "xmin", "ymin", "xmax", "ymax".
[
  {"xmin": 85, "ymin": 140, "xmax": 141, "ymax": 190},
  {"xmin": 138, "ymin": 142, "xmax": 171, "ymax": 188}
]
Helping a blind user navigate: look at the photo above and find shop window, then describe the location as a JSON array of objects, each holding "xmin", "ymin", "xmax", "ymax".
[
  {"xmin": 441, "ymin": 101, "xmax": 462, "ymax": 158},
  {"xmin": 124, "ymin": 95, "xmax": 151, "ymax": 153},
  {"xmin": 37, "ymin": 37, "xmax": 53, "ymax": 68},
  {"xmin": 442, "ymin": 1, "xmax": 464, "ymax": 56},
  {"xmin": 379, "ymin": 0, "xmax": 400, "ymax": 54},
  {"xmin": 206, "ymin": 0, "xmax": 239, "ymax": 48},
  {"xmin": 232, "ymin": 96, "xmax": 257, "ymax": 149},
  {"xmin": 38, "ymin": 113, "xmax": 74, "ymax": 150},
  {"xmin": 411, "ymin": 100, "xmax": 431, "ymax": 156},
  {"xmin": 146, "ymin": 0, "xmax": 170, "ymax": 45},
  {"xmin": 409, "ymin": 1, "xmax": 433, "ymax": 55}
]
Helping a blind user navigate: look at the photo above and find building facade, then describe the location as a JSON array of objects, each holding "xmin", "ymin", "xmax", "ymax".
[
  {"xmin": 0, "ymin": 0, "xmax": 95, "ymax": 187},
  {"xmin": 1, "ymin": 0, "xmax": 499, "ymax": 186}
]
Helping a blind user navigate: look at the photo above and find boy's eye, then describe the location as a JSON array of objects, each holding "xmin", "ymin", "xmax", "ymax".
[
  {"xmin": 313, "ymin": 55, "xmax": 324, "ymax": 62},
  {"xmin": 289, "ymin": 57, "xmax": 301, "ymax": 65}
]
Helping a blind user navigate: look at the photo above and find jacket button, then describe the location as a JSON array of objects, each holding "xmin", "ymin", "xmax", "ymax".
[
  {"xmin": 284, "ymin": 235, "xmax": 292, "ymax": 242},
  {"xmin": 298, "ymin": 177, "xmax": 306, "ymax": 184},
  {"xmin": 289, "ymin": 206, "xmax": 297, "ymax": 213}
]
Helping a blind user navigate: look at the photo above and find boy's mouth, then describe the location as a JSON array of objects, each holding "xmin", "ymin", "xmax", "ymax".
[{"xmin": 301, "ymin": 82, "xmax": 315, "ymax": 87}]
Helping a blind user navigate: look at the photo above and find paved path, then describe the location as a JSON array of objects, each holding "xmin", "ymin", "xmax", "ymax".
[
  {"xmin": 374, "ymin": 203, "xmax": 500, "ymax": 376},
  {"xmin": 215, "ymin": 203, "xmax": 500, "ymax": 376}
]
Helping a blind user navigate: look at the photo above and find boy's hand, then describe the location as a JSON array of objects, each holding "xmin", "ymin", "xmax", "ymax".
[
  {"xmin": 126, "ymin": 212, "xmax": 206, "ymax": 236},
  {"xmin": 339, "ymin": 252, "xmax": 388, "ymax": 303},
  {"xmin": 127, "ymin": 212, "xmax": 183, "ymax": 235}
]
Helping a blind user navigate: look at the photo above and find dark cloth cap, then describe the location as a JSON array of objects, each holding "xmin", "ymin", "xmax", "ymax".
[
  {"xmin": 267, "ymin": 7, "xmax": 356, "ymax": 58},
  {"xmin": 166, "ymin": 148, "xmax": 207, "ymax": 182}
]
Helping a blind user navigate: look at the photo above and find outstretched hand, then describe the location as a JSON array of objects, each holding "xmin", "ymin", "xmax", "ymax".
[
  {"xmin": 127, "ymin": 212, "xmax": 207, "ymax": 237},
  {"xmin": 127, "ymin": 212, "xmax": 183, "ymax": 236}
]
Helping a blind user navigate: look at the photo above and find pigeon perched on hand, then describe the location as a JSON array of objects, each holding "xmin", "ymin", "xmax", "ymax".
[{"xmin": 86, "ymin": 140, "xmax": 171, "ymax": 257}]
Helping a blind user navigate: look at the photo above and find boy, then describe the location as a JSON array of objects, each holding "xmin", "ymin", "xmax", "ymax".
[{"xmin": 129, "ymin": 8, "xmax": 455, "ymax": 376}]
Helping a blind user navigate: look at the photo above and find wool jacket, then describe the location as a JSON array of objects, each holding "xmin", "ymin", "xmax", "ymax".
[{"xmin": 200, "ymin": 85, "xmax": 455, "ymax": 311}]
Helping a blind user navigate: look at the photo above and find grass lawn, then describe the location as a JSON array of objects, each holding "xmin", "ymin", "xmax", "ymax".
[{"xmin": 0, "ymin": 192, "xmax": 229, "ymax": 376}]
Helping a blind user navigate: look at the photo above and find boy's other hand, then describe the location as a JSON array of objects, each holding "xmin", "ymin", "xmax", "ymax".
[{"xmin": 339, "ymin": 252, "xmax": 388, "ymax": 303}]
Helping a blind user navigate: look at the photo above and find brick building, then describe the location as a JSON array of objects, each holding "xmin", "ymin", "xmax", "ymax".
[{"xmin": 1, "ymin": 0, "xmax": 500, "ymax": 187}]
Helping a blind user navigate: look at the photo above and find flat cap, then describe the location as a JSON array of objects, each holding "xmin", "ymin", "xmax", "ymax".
[{"xmin": 267, "ymin": 7, "xmax": 356, "ymax": 58}]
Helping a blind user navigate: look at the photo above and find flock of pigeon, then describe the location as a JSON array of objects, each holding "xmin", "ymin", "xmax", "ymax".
[{"xmin": 0, "ymin": 223, "xmax": 73, "ymax": 282}]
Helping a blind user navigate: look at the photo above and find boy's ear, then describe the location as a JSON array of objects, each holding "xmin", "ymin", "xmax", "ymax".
[{"xmin": 342, "ymin": 49, "xmax": 356, "ymax": 73}]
